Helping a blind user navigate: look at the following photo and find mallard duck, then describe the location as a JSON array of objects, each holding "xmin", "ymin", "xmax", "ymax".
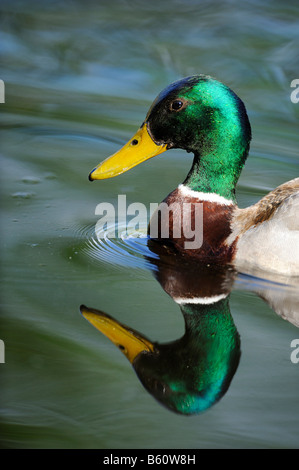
[{"xmin": 89, "ymin": 75, "xmax": 299, "ymax": 276}]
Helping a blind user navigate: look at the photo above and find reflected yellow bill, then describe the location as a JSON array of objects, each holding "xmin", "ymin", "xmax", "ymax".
[{"xmin": 80, "ymin": 305, "xmax": 154, "ymax": 363}]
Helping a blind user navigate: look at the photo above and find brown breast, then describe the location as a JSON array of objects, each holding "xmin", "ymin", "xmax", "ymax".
[{"xmin": 148, "ymin": 188, "xmax": 238, "ymax": 263}]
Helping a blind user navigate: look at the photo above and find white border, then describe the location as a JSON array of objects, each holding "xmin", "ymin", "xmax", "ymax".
[
  {"xmin": 174, "ymin": 293, "xmax": 228, "ymax": 305},
  {"xmin": 178, "ymin": 184, "xmax": 234, "ymax": 206}
]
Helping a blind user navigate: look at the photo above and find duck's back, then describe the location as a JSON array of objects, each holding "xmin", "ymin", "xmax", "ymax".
[{"xmin": 230, "ymin": 178, "xmax": 299, "ymax": 276}]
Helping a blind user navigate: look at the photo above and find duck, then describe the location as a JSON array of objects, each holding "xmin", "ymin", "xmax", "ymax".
[{"xmin": 89, "ymin": 75, "xmax": 299, "ymax": 276}]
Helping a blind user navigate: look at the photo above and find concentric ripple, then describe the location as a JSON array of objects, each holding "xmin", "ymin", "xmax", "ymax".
[{"xmin": 79, "ymin": 221, "xmax": 159, "ymax": 272}]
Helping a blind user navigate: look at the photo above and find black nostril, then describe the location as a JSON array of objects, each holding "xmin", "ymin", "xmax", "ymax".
[{"xmin": 131, "ymin": 139, "xmax": 138, "ymax": 146}]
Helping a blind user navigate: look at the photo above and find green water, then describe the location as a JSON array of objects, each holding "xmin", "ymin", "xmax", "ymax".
[{"xmin": 1, "ymin": 0, "xmax": 299, "ymax": 449}]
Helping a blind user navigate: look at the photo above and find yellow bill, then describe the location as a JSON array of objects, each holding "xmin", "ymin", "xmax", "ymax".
[
  {"xmin": 80, "ymin": 305, "xmax": 154, "ymax": 363},
  {"xmin": 89, "ymin": 123, "xmax": 167, "ymax": 180}
]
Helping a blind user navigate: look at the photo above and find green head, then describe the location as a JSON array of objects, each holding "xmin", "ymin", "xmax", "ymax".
[
  {"xmin": 146, "ymin": 75, "xmax": 251, "ymax": 200},
  {"xmin": 89, "ymin": 75, "xmax": 251, "ymax": 201}
]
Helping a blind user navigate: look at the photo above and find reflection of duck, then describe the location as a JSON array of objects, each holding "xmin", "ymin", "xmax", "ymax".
[
  {"xmin": 147, "ymin": 239, "xmax": 299, "ymax": 329},
  {"xmin": 80, "ymin": 242, "xmax": 298, "ymax": 415},
  {"xmin": 89, "ymin": 75, "xmax": 299, "ymax": 276},
  {"xmin": 258, "ymin": 284, "xmax": 299, "ymax": 328},
  {"xmin": 81, "ymin": 255, "xmax": 241, "ymax": 415},
  {"xmin": 235, "ymin": 271, "xmax": 299, "ymax": 329},
  {"xmin": 81, "ymin": 296, "xmax": 240, "ymax": 415},
  {"xmin": 146, "ymin": 239, "xmax": 236, "ymax": 303}
]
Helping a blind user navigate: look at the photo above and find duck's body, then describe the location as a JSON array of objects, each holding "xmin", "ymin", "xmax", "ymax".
[
  {"xmin": 229, "ymin": 179, "xmax": 299, "ymax": 275},
  {"xmin": 151, "ymin": 179, "xmax": 299, "ymax": 275},
  {"xmin": 89, "ymin": 75, "xmax": 299, "ymax": 276}
]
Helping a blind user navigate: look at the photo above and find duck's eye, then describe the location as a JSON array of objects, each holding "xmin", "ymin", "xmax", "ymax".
[{"xmin": 170, "ymin": 100, "xmax": 184, "ymax": 111}]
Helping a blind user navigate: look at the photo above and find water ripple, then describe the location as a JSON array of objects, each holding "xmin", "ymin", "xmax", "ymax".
[{"xmin": 76, "ymin": 221, "xmax": 159, "ymax": 272}]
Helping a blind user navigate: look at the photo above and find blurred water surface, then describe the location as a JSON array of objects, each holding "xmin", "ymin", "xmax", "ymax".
[{"xmin": 0, "ymin": 0, "xmax": 299, "ymax": 449}]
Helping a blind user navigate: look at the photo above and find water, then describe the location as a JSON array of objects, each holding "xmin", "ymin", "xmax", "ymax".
[{"xmin": 1, "ymin": 0, "xmax": 299, "ymax": 449}]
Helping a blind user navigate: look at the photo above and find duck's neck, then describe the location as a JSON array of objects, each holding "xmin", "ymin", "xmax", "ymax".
[
  {"xmin": 178, "ymin": 298, "xmax": 241, "ymax": 411},
  {"xmin": 181, "ymin": 87, "xmax": 251, "ymax": 203},
  {"xmin": 183, "ymin": 149, "xmax": 246, "ymax": 203},
  {"xmin": 182, "ymin": 297, "xmax": 239, "ymax": 355}
]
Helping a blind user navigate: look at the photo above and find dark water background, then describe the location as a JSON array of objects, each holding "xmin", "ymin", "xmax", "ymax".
[{"xmin": 1, "ymin": 0, "xmax": 299, "ymax": 449}]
